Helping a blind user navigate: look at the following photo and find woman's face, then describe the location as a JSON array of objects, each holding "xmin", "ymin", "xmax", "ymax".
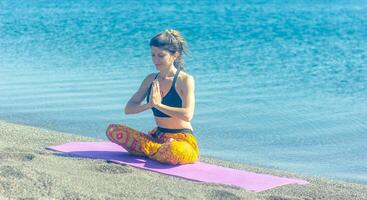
[{"xmin": 151, "ymin": 46, "xmax": 176, "ymax": 70}]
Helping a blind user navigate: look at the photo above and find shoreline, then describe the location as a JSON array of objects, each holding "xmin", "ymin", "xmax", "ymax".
[{"xmin": 1, "ymin": 120, "xmax": 366, "ymax": 199}]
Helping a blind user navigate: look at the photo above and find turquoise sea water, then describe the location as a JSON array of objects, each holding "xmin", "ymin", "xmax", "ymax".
[{"xmin": 1, "ymin": 1, "xmax": 366, "ymax": 184}]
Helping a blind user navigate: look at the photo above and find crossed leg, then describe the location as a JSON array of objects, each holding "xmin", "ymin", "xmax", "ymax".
[{"xmin": 106, "ymin": 124, "xmax": 199, "ymax": 164}]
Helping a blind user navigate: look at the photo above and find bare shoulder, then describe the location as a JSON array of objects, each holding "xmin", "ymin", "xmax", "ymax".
[
  {"xmin": 146, "ymin": 72, "xmax": 158, "ymax": 81},
  {"xmin": 177, "ymin": 71, "xmax": 195, "ymax": 89},
  {"xmin": 179, "ymin": 71, "xmax": 194, "ymax": 80},
  {"xmin": 133, "ymin": 73, "xmax": 158, "ymax": 95},
  {"xmin": 142, "ymin": 73, "xmax": 158, "ymax": 86}
]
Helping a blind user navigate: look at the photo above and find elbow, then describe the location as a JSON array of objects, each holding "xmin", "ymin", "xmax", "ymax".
[
  {"xmin": 182, "ymin": 113, "xmax": 193, "ymax": 122},
  {"xmin": 124, "ymin": 106, "xmax": 131, "ymax": 115}
]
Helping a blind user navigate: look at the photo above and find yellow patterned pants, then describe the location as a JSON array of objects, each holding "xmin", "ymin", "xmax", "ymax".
[{"xmin": 106, "ymin": 124, "xmax": 199, "ymax": 165}]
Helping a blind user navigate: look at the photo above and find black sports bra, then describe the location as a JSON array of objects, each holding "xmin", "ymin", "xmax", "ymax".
[{"xmin": 146, "ymin": 69, "xmax": 182, "ymax": 117}]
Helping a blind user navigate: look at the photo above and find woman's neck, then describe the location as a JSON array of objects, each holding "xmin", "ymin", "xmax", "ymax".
[{"xmin": 159, "ymin": 65, "xmax": 176, "ymax": 79}]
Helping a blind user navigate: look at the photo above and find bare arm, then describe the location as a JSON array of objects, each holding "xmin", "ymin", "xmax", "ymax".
[
  {"xmin": 124, "ymin": 74, "xmax": 155, "ymax": 115},
  {"xmin": 151, "ymin": 75, "xmax": 195, "ymax": 122}
]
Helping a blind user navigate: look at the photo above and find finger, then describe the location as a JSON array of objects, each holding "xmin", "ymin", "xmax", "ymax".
[
  {"xmin": 153, "ymin": 81, "xmax": 158, "ymax": 96},
  {"xmin": 150, "ymin": 83, "xmax": 154, "ymax": 97},
  {"xmin": 153, "ymin": 80, "xmax": 157, "ymax": 91},
  {"xmin": 155, "ymin": 81, "xmax": 160, "ymax": 94},
  {"xmin": 150, "ymin": 83, "xmax": 154, "ymax": 95}
]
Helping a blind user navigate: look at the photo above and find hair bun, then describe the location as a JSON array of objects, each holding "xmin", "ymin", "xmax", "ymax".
[
  {"xmin": 165, "ymin": 29, "xmax": 178, "ymax": 35},
  {"xmin": 165, "ymin": 29, "xmax": 186, "ymax": 51}
]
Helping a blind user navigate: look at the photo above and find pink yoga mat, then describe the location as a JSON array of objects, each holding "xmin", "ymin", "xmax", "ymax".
[{"xmin": 47, "ymin": 142, "xmax": 308, "ymax": 192}]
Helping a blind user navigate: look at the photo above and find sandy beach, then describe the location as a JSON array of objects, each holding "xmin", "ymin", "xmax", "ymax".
[{"xmin": 0, "ymin": 120, "xmax": 366, "ymax": 200}]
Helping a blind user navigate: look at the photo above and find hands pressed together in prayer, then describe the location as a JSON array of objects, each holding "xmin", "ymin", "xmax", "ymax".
[{"xmin": 149, "ymin": 80, "xmax": 162, "ymax": 108}]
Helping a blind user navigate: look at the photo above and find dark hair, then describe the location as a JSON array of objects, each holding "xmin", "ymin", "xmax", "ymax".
[{"xmin": 150, "ymin": 29, "xmax": 188, "ymax": 70}]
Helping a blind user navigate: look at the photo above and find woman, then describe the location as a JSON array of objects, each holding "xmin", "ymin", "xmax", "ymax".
[{"xmin": 106, "ymin": 29, "xmax": 199, "ymax": 165}]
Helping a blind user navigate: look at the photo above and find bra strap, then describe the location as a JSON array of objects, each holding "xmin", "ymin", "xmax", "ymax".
[{"xmin": 154, "ymin": 73, "xmax": 159, "ymax": 79}]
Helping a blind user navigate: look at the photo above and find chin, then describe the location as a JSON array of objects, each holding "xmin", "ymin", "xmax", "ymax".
[{"xmin": 155, "ymin": 65, "xmax": 164, "ymax": 70}]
